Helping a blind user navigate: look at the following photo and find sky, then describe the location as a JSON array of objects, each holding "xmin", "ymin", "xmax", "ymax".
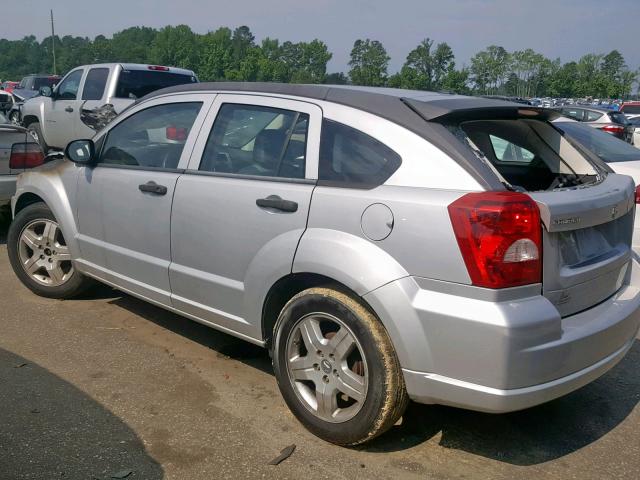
[{"xmin": 2, "ymin": 0, "xmax": 639, "ymax": 73}]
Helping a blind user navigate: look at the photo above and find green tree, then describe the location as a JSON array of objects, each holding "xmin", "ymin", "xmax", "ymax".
[
  {"xmin": 150, "ymin": 25, "xmax": 199, "ymax": 70},
  {"xmin": 396, "ymin": 38, "xmax": 454, "ymax": 91},
  {"xmin": 198, "ymin": 27, "xmax": 233, "ymax": 81},
  {"xmin": 348, "ymin": 39, "xmax": 389, "ymax": 86},
  {"xmin": 470, "ymin": 45, "xmax": 509, "ymax": 94},
  {"xmin": 110, "ymin": 27, "xmax": 158, "ymax": 64}
]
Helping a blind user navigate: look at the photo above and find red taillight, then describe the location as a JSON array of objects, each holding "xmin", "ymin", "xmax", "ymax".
[
  {"xmin": 10, "ymin": 142, "xmax": 44, "ymax": 169},
  {"xmin": 635, "ymin": 185, "xmax": 640, "ymax": 204},
  {"xmin": 166, "ymin": 126, "xmax": 187, "ymax": 141},
  {"xmin": 448, "ymin": 191, "xmax": 542, "ymax": 289},
  {"xmin": 148, "ymin": 65, "xmax": 170, "ymax": 71},
  {"xmin": 600, "ymin": 125, "xmax": 625, "ymax": 135}
]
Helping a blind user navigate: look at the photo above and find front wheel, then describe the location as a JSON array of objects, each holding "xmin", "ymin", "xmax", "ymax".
[
  {"xmin": 7, "ymin": 202, "xmax": 94, "ymax": 298},
  {"xmin": 273, "ymin": 287, "xmax": 408, "ymax": 446}
]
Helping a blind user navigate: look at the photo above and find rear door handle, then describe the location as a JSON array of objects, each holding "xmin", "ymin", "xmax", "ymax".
[
  {"xmin": 256, "ymin": 195, "xmax": 298, "ymax": 213},
  {"xmin": 65, "ymin": 106, "xmax": 74, "ymax": 113},
  {"xmin": 139, "ymin": 181, "xmax": 168, "ymax": 196}
]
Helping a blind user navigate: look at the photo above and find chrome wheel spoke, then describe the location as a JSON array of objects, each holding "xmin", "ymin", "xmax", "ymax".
[
  {"xmin": 24, "ymin": 256, "xmax": 40, "ymax": 274},
  {"xmin": 42, "ymin": 222, "xmax": 57, "ymax": 245},
  {"xmin": 47, "ymin": 263, "xmax": 64, "ymax": 284},
  {"xmin": 327, "ymin": 327, "xmax": 355, "ymax": 359},
  {"xmin": 53, "ymin": 245, "xmax": 71, "ymax": 261},
  {"xmin": 22, "ymin": 229, "xmax": 41, "ymax": 250},
  {"xmin": 289, "ymin": 355, "xmax": 317, "ymax": 381},
  {"xmin": 315, "ymin": 382, "xmax": 338, "ymax": 419},
  {"xmin": 299, "ymin": 317, "xmax": 326, "ymax": 352},
  {"xmin": 336, "ymin": 367, "xmax": 366, "ymax": 402}
]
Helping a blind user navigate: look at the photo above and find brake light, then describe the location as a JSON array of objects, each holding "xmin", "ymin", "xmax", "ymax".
[
  {"xmin": 635, "ymin": 185, "xmax": 640, "ymax": 204},
  {"xmin": 148, "ymin": 65, "xmax": 170, "ymax": 71},
  {"xmin": 166, "ymin": 126, "xmax": 187, "ymax": 141},
  {"xmin": 448, "ymin": 191, "xmax": 542, "ymax": 288},
  {"xmin": 600, "ymin": 125, "xmax": 624, "ymax": 135},
  {"xmin": 10, "ymin": 142, "xmax": 44, "ymax": 169}
]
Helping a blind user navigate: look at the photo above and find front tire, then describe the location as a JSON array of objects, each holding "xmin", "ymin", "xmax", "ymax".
[
  {"xmin": 7, "ymin": 202, "xmax": 93, "ymax": 299},
  {"xmin": 273, "ymin": 287, "xmax": 408, "ymax": 446}
]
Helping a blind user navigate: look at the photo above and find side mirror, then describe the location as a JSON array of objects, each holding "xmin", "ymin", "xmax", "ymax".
[
  {"xmin": 39, "ymin": 86, "xmax": 53, "ymax": 97},
  {"xmin": 65, "ymin": 139, "xmax": 95, "ymax": 164}
]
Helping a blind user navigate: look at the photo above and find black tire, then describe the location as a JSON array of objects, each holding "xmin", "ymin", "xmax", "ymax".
[
  {"xmin": 273, "ymin": 287, "xmax": 408, "ymax": 446},
  {"xmin": 27, "ymin": 122, "xmax": 49, "ymax": 154},
  {"xmin": 7, "ymin": 202, "xmax": 94, "ymax": 299}
]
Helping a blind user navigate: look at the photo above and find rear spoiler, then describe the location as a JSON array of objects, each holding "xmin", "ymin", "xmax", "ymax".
[{"xmin": 402, "ymin": 97, "xmax": 563, "ymax": 123}]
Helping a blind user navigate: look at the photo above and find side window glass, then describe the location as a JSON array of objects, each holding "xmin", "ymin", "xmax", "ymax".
[
  {"xmin": 319, "ymin": 119, "xmax": 402, "ymax": 188},
  {"xmin": 586, "ymin": 111, "xmax": 603, "ymax": 122},
  {"xmin": 199, "ymin": 103, "xmax": 308, "ymax": 179},
  {"xmin": 56, "ymin": 70, "xmax": 84, "ymax": 100},
  {"xmin": 82, "ymin": 68, "xmax": 109, "ymax": 100},
  {"xmin": 489, "ymin": 135, "xmax": 535, "ymax": 163},
  {"xmin": 99, "ymin": 102, "xmax": 202, "ymax": 169}
]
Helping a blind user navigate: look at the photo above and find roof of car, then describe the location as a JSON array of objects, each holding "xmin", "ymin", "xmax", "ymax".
[{"xmin": 143, "ymin": 82, "xmax": 556, "ymax": 123}]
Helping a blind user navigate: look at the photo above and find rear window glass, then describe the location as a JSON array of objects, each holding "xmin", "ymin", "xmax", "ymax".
[
  {"xmin": 556, "ymin": 121, "xmax": 640, "ymax": 163},
  {"xmin": 115, "ymin": 70, "xmax": 197, "ymax": 99},
  {"xmin": 319, "ymin": 119, "xmax": 402, "ymax": 188}
]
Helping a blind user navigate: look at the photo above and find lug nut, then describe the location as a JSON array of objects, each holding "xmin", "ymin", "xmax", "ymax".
[
  {"xmin": 314, "ymin": 363, "xmax": 320, "ymax": 371},
  {"xmin": 322, "ymin": 375, "xmax": 329, "ymax": 383}
]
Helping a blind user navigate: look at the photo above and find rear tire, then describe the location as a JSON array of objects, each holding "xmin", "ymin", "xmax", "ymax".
[
  {"xmin": 27, "ymin": 122, "xmax": 49, "ymax": 154},
  {"xmin": 7, "ymin": 202, "xmax": 94, "ymax": 299},
  {"xmin": 272, "ymin": 287, "xmax": 408, "ymax": 446}
]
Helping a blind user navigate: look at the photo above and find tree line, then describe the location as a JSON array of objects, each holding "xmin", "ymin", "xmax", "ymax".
[{"xmin": 0, "ymin": 25, "xmax": 637, "ymax": 98}]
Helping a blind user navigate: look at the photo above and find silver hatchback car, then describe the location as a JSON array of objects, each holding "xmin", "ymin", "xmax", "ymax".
[{"xmin": 7, "ymin": 83, "xmax": 640, "ymax": 445}]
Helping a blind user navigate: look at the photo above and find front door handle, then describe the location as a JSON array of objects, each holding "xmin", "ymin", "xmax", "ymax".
[
  {"xmin": 256, "ymin": 195, "xmax": 298, "ymax": 213},
  {"xmin": 65, "ymin": 106, "xmax": 74, "ymax": 113},
  {"xmin": 139, "ymin": 181, "xmax": 168, "ymax": 196}
]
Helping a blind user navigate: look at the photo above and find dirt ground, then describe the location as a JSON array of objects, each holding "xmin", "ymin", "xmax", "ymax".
[{"xmin": 0, "ymin": 219, "xmax": 638, "ymax": 480}]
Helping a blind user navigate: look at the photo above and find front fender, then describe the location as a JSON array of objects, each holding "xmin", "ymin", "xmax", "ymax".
[
  {"xmin": 292, "ymin": 228, "xmax": 409, "ymax": 295},
  {"xmin": 12, "ymin": 162, "xmax": 80, "ymax": 260}
]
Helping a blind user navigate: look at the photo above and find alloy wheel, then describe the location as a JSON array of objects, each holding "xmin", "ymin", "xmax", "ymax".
[
  {"xmin": 285, "ymin": 313, "xmax": 368, "ymax": 423},
  {"xmin": 18, "ymin": 219, "xmax": 73, "ymax": 287}
]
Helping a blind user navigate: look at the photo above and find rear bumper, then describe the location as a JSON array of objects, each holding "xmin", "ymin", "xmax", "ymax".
[
  {"xmin": 403, "ymin": 335, "xmax": 635, "ymax": 413},
  {"xmin": 364, "ymin": 259, "xmax": 640, "ymax": 413}
]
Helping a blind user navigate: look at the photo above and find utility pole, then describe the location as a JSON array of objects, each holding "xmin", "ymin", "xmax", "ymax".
[{"xmin": 50, "ymin": 9, "xmax": 56, "ymax": 75}]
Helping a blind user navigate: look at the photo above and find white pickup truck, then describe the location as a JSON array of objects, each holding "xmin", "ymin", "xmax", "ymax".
[{"xmin": 21, "ymin": 63, "xmax": 198, "ymax": 152}]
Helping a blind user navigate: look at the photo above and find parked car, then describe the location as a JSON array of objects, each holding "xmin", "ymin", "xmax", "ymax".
[
  {"xmin": 556, "ymin": 105, "xmax": 634, "ymax": 143},
  {"xmin": 7, "ymin": 74, "xmax": 61, "ymax": 126},
  {"xmin": 620, "ymin": 101, "xmax": 640, "ymax": 116},
  {"xmin": 554, "ymin": 118, "xmax": 640, "ymax": 251},
  {"xmin": 627, "ymin": 115, "xmax": 640, "ymax": 148},
  {"xmin": 7, "ymin": 84, "xmax": 640, "ymax": 445},
  {"xmin": 0, "ymin": 113, "xmax": 44, "ymax": 212},
  {"xmin": 1, "ymin": 81, "xmax": 19, "ymax": 94},
  {"xmin": 21, "ymin": 63, "xmax": 198, "ymax": 153}
]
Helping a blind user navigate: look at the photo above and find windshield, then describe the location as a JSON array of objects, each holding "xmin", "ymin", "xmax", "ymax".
[
  {"xmin": 556, "ymin": 121, "xmax": 640, "ymax": 163},
  {"xmin": 115, "ymin": 70, "xmax": 197, "ymax": 99}
]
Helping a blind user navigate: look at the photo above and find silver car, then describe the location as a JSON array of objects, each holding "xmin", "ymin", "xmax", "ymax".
[{"xmin": 7, "ymin": 83, "xmax": 640, "ymax": 445}]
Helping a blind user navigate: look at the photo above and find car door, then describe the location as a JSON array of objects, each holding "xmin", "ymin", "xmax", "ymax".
[
  {"xmin": 45, "ymin": 69, "xmax": 86, "ymax": 149},
  {"xmin": 76, "ymin": 66, "xmax": 112, "ymax": 140},
  {"xmin": 75, "ymin": 94, "xmax": 213, "ymax": 305},
  {"xmin": 169, "ymin": 94, "xmax": 321, "ymax": 340}
]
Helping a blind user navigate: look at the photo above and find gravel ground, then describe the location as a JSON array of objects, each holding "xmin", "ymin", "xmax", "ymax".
[{"xmin": 0, "ymin": 218, "xmax": 638, "ymax": 480}]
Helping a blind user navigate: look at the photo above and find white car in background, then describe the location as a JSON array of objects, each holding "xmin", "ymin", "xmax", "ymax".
[{"xmin": 626, "ymin": 114, "xmax": 640, "ymax": 148}]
